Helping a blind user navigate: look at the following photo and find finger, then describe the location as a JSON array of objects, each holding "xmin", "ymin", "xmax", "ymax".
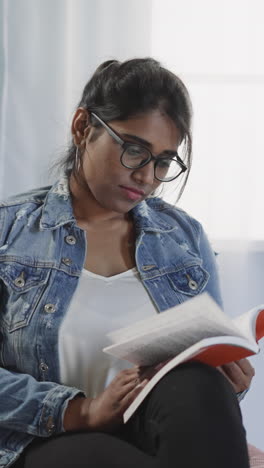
[
  {"xmin": 221, "ymin": 362, "xmax": 243, "ymax": 381},
  {"xmin": 234, "ymin": 359, "xmax": 255, "ymax": 377},
  {"xmin": 120, "ymin": 367, "xmax": 140, "ymax": 375},
  {"xmin": 222, "ymin": 361, "xmax": 250, "ymax": 379},
  {"xmin": 218, "ymin": 368, "xmax": 235, "ymax": 387},
  {"xmin": 116, "ymin": 368, "xmax": 140, "ymax": 378},
  {"xmin": 115, "ymin": 376, "xmax": 144, "ymax": 401},
  {"xmin": 113, "ymin": 369, "xmax": 140, "ymax": 385},
  {"xmin": 221, "ymin": 362, "xmax": 250, "ymax": 391},
  {"xmin": 218, "ymin": 366, "xmax": 244, "ymax": 393},
  {"xmin": 120, "ymin": 379, "xmax": 149, "ymax": 409}
]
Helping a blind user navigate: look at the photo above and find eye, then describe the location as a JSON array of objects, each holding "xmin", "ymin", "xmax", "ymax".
[
  {"xmin": 156, "ymin": 158, "xmax": 172, "ymax": 168},
  {"xmin": 125, "ymin": 145, "xmax": 147, "ymax": 157}
]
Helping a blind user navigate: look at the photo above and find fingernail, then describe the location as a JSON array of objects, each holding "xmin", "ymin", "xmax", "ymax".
[{"xmin": 140, "ymin": 379, "xmax": 148, "ymax": 386}]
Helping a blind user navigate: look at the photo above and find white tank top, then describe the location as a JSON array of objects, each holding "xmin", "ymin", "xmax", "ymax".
[{"xmin": 58, "ymin": 268, "xmax": 157, "ymax": 398}]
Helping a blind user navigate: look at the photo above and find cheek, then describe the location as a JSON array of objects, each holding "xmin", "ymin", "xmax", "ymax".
[
  {"xmin": 82, "ymin": 148, "xmax": 124, "ymax": 184},
  {"xmin": 151, "ymin": 179, "xmax": 162, "ymax": 191}
]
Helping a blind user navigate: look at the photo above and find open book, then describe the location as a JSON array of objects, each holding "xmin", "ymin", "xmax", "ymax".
[{"xmin": 103, "ymin": 293, "xmax": 264, "ymax": 423}]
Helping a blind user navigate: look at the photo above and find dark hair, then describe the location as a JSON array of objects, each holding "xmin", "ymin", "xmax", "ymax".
[{"xmin": 59, "ymin": 57, "xmax": 193, "ymax": 199}]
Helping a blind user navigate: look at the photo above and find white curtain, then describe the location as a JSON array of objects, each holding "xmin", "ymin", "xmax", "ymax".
[
  {"xmin": 0, "ymin": 0, "xmax": 153, "ymax": 197},
  {"xmin": 0, "ymin": 0, "xmax": 263, "ymax": 449}
]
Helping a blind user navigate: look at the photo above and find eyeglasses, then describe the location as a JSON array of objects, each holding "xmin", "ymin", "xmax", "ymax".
[{"xmin": 91, "ymin": 112, "xmax": 188, "ymax": 182}]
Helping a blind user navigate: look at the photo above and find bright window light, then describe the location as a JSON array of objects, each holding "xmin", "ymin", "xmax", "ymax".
[{"xmin": 151, "ymin": 0, "xmax": 264, "ymax": 241}]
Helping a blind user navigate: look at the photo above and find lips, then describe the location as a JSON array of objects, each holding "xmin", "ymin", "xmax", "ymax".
[
  {"xmin": 120, "ymin": 185, "xmax": 145, "ymax": 196},
  {"xmin": 119, "ymin": 185, "xmax": 145, "ymax": 201}
]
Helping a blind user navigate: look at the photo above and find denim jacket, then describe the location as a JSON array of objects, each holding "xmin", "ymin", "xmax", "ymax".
[{"xmin": 0, "ymin": 177, "xmax": 223, "ymax": 466}]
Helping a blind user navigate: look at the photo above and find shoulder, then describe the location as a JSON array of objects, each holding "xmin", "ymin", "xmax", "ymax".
[
  {"xmin": 0, "ymin": 186, "xmax": 51, "ymax": 209},
  {"xmin": 0, "ymin": 186, "xmax": 52, "ymax": 240}
]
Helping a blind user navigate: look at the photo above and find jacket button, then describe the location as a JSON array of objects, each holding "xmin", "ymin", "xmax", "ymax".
[
  {"xmin": 46, "ymin": 416, "xmax": 55, "ymax": 435},
  {"xmin": 14, "ymin": 277, "xmax": 25, "ymax": 287},
  {"xmin": 188, "ymin": 279, "xmax": 198, "ymax": 290},
  {"xmin": 14, "ymin": 272, "xmax": 25, "ymax": 288},
  {"xmin": 185, "ymin": 273, "xmax": 198, "ymax": 291},
  {"xmin": 44, "ymin": 303, "xmax": 56, "ymax": 314},
  {"xmin": 65, "ymin": 235, "xmax": 76, "ymax": 245},
  {"xmin": 40, "ymin": 362, "xmax": 49, "ymax": 372},
  {"xmin": 62, "ymin": 257, "xmax": 72, "ymax": 266}
]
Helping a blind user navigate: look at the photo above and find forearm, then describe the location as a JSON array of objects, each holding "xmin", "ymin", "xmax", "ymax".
[{"xmin": 0, "ymin": 367, "xmax": 83, "ymax": 437}]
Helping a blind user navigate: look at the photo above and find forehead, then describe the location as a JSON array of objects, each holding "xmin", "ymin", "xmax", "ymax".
[{"xmin": 110, "ymin": 110, "xmax": 182, "ymax": 150}]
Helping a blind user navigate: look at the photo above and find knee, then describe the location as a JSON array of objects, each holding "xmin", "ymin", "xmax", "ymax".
[{"xmin": 152, "ymin": 361, "xmax": 237, "ymax": 408}]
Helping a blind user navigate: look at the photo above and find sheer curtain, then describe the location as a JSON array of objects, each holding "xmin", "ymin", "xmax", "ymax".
[
  {"xmin": 0, "ymin": 0, "xmax": 153, "ymax": 197},
  {"xmin": 0, "ymin": 0, "xmax": 263, "ymax": 449}
]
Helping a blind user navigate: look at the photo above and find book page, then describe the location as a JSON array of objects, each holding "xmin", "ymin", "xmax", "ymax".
[
  {"xmin": 233, "ymin": 305, "xmax": 264, "ymax": 343},
  {"xmin": 108, "ymin": 294, "xmax": 223, "ymax": 344},
  {"xmin": 104, "ymin": 293, "xmax": 245, "ymax": 366},
  {"xmin": 123, "ymin": 335, "xmax": 258, "ymax": 423}
]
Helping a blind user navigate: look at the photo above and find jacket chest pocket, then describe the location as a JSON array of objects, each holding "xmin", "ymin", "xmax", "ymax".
[
  {"xmin": 167, "ymin": 264, "xmax": 209, "ymax": 297},
  {"xmin": 0, "ymin": 262, "xmax": 49, "ymax": 332}
]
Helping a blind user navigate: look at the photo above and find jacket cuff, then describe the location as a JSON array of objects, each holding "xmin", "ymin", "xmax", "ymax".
[
  {"xmin": 236, "ymin": 389, "xmax": 249, "ymax": 403},
  {"xmin": 39, "ymin": 385, "xmax": 85, "ymax": 436}
]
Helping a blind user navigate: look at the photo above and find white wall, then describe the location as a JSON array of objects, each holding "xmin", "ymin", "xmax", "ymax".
[{"xmin": 216, "ymin": 243, "xmax": 264, "ymax": 449}]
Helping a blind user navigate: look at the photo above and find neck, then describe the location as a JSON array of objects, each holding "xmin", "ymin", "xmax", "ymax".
[{"xmin": 69, "ymin": 173, "xmax": 128, "ymax": 227}]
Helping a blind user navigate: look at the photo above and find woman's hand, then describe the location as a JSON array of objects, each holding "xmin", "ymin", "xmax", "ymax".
[
  {"xmin": 218, "ymin": 358, "xmax": 255, "ymax": 393},
  {"xmin": 63, "ymin": 367, "xmax": 148, "ymax": 433}
]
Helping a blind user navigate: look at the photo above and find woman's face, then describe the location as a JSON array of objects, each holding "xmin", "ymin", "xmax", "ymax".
[{"xmin": 74, "ymin": 109, "xmax": 182, "ymax": 214}]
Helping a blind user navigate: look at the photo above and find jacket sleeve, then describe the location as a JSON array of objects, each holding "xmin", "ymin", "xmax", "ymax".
[
  {"xmin": 197, "ymin": 224, "xmax": 223, "ymax": 308},
  {"xmin": 0, "ymin": 366, "xmax": 84, "ymax": 436},
  {"xmin": 0, "ymin": 261, "xmax": 84, "ymax": 437},
  {"xmin": 0, "ymin": 203, "xmax": 85, "ymax": 437}
]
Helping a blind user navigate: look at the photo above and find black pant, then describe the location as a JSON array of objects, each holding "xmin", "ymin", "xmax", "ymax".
[{"xmin": 13, "ymin": 362, "xmax": 249, "ymax": 468}]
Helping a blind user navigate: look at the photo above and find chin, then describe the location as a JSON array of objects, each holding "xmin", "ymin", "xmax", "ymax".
[{"xmin": 103, "ymin": 198, "xmax": 141, "ymax": 214}]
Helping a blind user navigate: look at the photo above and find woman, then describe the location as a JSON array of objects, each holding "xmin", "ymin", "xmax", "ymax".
[{"xmin": 0, "ymin": 58, "xmax": 254, "ymax": 467}]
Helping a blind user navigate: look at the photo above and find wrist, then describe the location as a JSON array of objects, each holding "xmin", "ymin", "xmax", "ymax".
[{"xmin": 63, "ymin": 396, "xmax": 92, "ymax": 432}]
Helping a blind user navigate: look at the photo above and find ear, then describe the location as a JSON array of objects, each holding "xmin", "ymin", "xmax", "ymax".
[{"xmin": 71, "ymin": 107, "xmax": 91, "ymax": 146}]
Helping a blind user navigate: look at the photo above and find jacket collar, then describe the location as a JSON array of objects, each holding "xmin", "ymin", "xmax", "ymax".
[
  {"xmin": 131, "ymin": 199, "xmax": 176, "ymax": 232},
  {"xmin": 40, "ymin": 177, "xmax": 175, "ymax": 232},
  {"xmin": 40, "ymin": 177, "xmax": 75, "ymax": 230}
]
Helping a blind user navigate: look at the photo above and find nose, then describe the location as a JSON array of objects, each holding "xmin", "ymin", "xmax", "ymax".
[{"xmin": 131, "ymin": 161, "xmax": 155, "ymax": 186}]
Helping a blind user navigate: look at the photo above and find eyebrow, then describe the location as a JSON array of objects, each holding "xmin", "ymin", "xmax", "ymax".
[{"xmin": 121, "ymin": 133, "xmax": 178, "ymax": 156}]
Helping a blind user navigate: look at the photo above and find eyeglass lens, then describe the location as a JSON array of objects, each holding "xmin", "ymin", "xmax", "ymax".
[{"xmin": 122, "ymin": 145, "xmax": 183, "ymax": 181}]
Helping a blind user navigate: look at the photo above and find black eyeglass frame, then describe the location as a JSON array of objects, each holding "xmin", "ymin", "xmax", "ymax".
[{"xmin": 90, "ymin": 112, "xmax": 188, "ymax": 182}]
